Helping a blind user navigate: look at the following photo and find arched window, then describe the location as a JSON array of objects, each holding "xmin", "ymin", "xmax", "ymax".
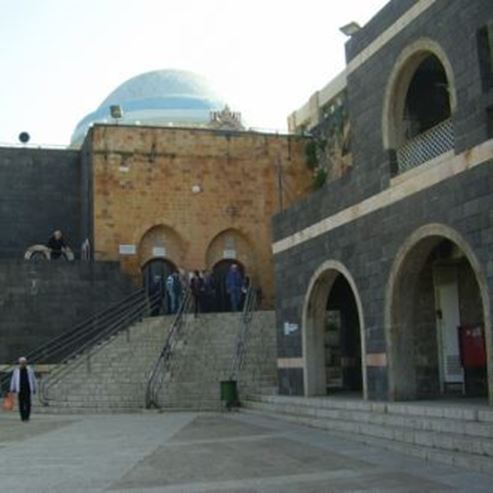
[
  {"xmin": 402, "ymin": 55, "xmax": 451, "ymax": 140},
  {"xmin": 383, "ymin": 40, "xmax": 457, "ymax": 175}
]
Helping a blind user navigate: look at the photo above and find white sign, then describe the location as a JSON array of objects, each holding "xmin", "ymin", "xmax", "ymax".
[
  {"xmin": 283, "ymin": 322, "xmax": 299, "ymax": 336},
  {"xmin": 119, "ymin": 244, "xmax": 136, "ymax": 255},
  {"xmin": 152, "ymin": 247, "xmax": 166, "ymax": 257},
  {"xmin": 223, "ymin": 249, "xmax": 237, "ymax": 259}
]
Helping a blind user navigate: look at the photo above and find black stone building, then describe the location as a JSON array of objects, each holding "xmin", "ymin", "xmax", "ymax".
[
  {"xmin": 0, "ymin": 146, "xmax": 133, "ymax": 365},
  {"xmin": 275, "ymin": 0, "xmax": 493, "ymax": 405}
]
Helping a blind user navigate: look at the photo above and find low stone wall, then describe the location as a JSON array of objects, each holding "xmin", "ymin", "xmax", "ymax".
[{"xmin": 0, "ymin": 260, "xmax": 135, "ymax": 363}]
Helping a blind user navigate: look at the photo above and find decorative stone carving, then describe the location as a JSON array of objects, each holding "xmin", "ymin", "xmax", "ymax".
[
  {"xmin": 24, "ymin": 244, "xmax": 75, "ymax": 262},
  {"xmin": 209, "ymin": 105, "xmax": 244, "ymax": 131}
]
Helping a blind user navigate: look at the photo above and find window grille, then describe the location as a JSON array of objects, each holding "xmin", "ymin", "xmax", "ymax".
[{"xmin": 396, "ymin": 118, "xmax": 454, "ymax": 174}]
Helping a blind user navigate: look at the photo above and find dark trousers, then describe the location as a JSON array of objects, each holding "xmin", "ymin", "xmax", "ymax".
[
  {"xmin": 229, "ymin": 289, "xmax": 241, "ymax": 312},
  {"xmin": 18, "ymin": 392, "xmax": 31, "ymax": 421},
  {"xmin": 193, "ymin": 294, "xmax": 200, "ymax": 317}
]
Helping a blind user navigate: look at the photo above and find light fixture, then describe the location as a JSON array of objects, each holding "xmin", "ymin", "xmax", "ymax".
[
  {"xmin": 339, "ymin": 22, "xmax": 361, "ymax": 37},
  {"xmin": 110, "ymin": 105, "xmax": 123, "ymax": 119},
  {"xmin": 18, "ymin": 132, "xmax": 30, "ymax": 144}
]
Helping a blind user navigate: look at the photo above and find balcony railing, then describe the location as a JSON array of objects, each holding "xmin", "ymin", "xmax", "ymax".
[{"xmin": 396, "ymin": 118, "xmax": 454, "ymax": 174}]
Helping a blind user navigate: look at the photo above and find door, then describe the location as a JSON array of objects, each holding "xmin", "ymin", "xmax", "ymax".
[{"xmin": 434, "ymin": 265, "xmax": 464, "ymax": 392}]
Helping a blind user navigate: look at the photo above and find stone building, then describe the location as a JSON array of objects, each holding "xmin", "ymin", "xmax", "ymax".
[
  {"xmin": 274, "ymin": 0, "xmax": 493, "ymax": 405},
  {"xmin": 87, "ymin": 123, "xmax": 311, "ymax": 307},
  {"xmin": 0, "ymin": 69, "xmax": 311, "ymax": 362}
]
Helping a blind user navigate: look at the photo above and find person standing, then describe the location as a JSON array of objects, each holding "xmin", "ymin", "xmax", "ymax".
[
  {"xmin": 149, "ymin": 275, "xmax": 163, "ymax": 316},
  {"xmin": 10, "ymin": 357, "xmax": 37, "ymax": 422},
  {"xmin": 172, "ymin": 271, "xmax": 183, "ymax": 312},
  {"xmin": 47, "ymin": 230, "xmax": 67, "ymax": 260},
  {"xmin": 226, "ymin": 264, "xmax": 244, "ymax": 312},
  {"xmin": 190, "ymin": 270, "xmax": 204, "ymax": 317},
  {"xmin": 203, "ymin": 270, "xmax": 217, "ymax": 313},
  {"xmin": 166, "ymin": 273, "xmax": 177, "ymax": 314}
]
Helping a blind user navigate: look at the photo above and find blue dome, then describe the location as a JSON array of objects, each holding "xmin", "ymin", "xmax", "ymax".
[{"xmin": 71, "ymin": 69, "xmax": 224, "ymax": 145}]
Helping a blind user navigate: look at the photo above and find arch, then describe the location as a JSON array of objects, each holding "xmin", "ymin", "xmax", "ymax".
[
  {"xmin": 24, "ymin": 244, "xmax": 75, "ymax": 262},
  {"xmin": 212, "ymin": 258, "xmax": 247, "ymax": 312},
  {"xmin": 382, "ymin": 38, "xmax": 457, "ymax": 150},
  {"xmin": 302, "ymin": 260, "xmax": 368, "ymax": 399},
  {"xmin": 385, "ymin": 224, "xmax": 492, "ymax": 403},
  {"xmin": 205, "ymin": 228, "xmax": 256, "ymax": 278},
  {"xmin": 141, "ymin": 257, "xmax": 178, "ymax": 287},
  {"xmin": 137, "ymin": 224, "xmax": 185, "ymax": 268}
]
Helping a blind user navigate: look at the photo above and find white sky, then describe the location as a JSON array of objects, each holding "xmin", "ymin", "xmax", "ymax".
[{"xmin": 0, "ymin": 0, "xmax": 389, "ymax": 146}]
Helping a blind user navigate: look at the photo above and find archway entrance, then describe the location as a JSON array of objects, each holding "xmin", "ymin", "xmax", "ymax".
[
  {"xmin": 212, "ymin": 259, "xmax": 245, "ymax": 312},
  {"xmin": 142, "ymin": 258, "xmax": 177, "ymax": 314},
  {"xmin": 387, "ymin": 230, "xmax": 490, "ymax": 401},
  {"xmin": 325, "ymin": 275, "xmax": 363, "ymax": 393},
  {"xmin": 303, "ymin": 262, "xmax": 366, "ymax": 398}
]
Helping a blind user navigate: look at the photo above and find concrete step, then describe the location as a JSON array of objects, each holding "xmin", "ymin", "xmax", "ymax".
[
  {"xmin": 243, "ymin": 395, "xmax": 493, "ymax": 474},
  {"xmin": 249, "ymin": 394, "xmax": 493, "ymax": 422},
  {"xmin": 34, "ymin": 405, "xmax": 143, "ymax": 415},
  {"xmin": 247, "ymin": 396, "xmax": 493, "ymax": 438},
  {"xmin": 245, "ymin": 407, "xmax": 493, "ymax": 474},
  {"xmin": 247, "ymin": 400, "xmax": 493, "ymax": 458}
]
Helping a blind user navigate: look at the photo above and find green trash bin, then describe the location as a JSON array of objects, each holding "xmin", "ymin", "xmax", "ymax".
[{"xmin": 220, "ymin": 380, "xmax": 238, "ymax": 409}]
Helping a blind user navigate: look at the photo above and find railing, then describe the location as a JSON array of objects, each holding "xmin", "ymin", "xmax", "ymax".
[
  {"xmin": 229, "ymin": 284, "xmax": 258, "ymax": 382},
  {"xmin": 39, "ymin": 287, "xmax": 164, "ymax": 405},
  {"xmin": 396, "ymin": 118, "xmax": 454, "ymax": 174},
  {"xmin": 145, "ymin": 290, "xmax": 192, "ymax": 409},
  {"xmin": 0, "ymin": 287, "xmax": 163, "ymax": 402}
]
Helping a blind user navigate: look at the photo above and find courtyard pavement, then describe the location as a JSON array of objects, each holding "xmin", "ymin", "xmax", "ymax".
[{"xmin": 1, "ymin": 410, "xmax": 493, "ymax": 492}]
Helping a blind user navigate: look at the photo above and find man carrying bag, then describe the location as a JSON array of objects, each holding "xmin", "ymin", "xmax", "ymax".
[{"xmin": 10, "ymin": 357, "xmax": 37, "ymax": 422}]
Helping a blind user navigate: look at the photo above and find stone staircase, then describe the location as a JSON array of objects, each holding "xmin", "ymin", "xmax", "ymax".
[
  {"xmin": 36, "ymin": 316, "xmax": 173, "ymax": 414},
  {"xmin": 154, "ymin": 311, "xmax": 278, "ymax": 411},
  {"xmin": 243, "ymin": 394, "xmax": 493, "ymax": 474},
  {"xmin": 34, "ymin": 311, "xmax": 277, "ymax": 413}
]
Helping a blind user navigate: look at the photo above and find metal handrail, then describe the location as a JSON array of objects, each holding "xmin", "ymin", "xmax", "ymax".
[
  {"xmin": 32, "ymin": 290, "xmax": 148, "ymax": 362},
  {"xmin": 0, "ymin": 287, "xmax": 162, "ymax": 397},
  {"xmin": 6, "ymin": 288, "xmax": 145, "ymax": 366},
  {"xmin": 229, "ymin": 284, "xmax": 258, "ymax": 381},
  {"xmin": 145, "ymin": 290, "xmax": 192, "ymax": 409},
  {"xmin": 39, "ymin": 289, "xmax": 163, "ymax": 405}
]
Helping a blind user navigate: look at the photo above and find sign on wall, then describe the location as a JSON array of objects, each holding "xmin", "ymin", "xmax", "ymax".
[
  {"xmin": 119, "ymin": 244, "xmax": 136, "ymax": 255},
  {"xmin": 223, "ymin": 249, "xmax": 237, "ymax": 259},
  {"xmin": 283, "ymin": 322, "xmax": 299, "ymax": 336},
  {"xmin": 152, "ymin": 247, "xmax": 166, "ymax": 257}
]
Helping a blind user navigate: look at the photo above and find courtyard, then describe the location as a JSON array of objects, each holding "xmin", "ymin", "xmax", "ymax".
[{"xmin": 1, "ymin": 410, "xmax": 492, "ymax": 493}]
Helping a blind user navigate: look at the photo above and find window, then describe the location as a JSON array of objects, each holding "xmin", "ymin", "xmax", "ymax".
[{"xmin": 477, "ymin": 24, "xmax": 493, "ymax": 91}]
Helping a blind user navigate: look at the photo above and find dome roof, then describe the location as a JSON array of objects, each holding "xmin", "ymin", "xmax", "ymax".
[{"xmin": 71, "ymin": 69, "xmax": 225, "ymax": 145}]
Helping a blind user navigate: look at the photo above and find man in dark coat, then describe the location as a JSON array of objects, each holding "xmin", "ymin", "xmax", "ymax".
[
  {"xmin": 10, "ymin": 357, "xmax": 37, "ymax": 422},
  {"xmin": 47, "ymin": 230, "xmax": 67, "ymax": 260},
  {"xmin": 225, "ymin": 264, "xmax": 243, "ymax": 312}
]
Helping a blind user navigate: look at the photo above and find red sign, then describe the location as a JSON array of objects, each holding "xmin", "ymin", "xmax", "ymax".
[{"xmin": 459, "ymin": 325, "xmax": 487, "ymax": 368}]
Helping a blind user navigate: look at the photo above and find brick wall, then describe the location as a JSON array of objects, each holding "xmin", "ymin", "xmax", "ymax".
[{"xmin": 89, "ymin": 125, "xmax": 312, "ymax": 307}]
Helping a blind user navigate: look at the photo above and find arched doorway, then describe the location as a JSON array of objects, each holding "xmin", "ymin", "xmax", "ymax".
[
  {"xmin": 212, "ymin": 259, "xmax": 246, "ymax": 312},
  {"xmin": 386, "ymin": 225, "xmax": 491, "ymax": 402},
  {"xmin": 302, "ymin": 261, "xmax": 366, "ymax": 398},
  {"xmin": 206, "ymin": 229, "xmax": 256, "ymax": 309},
  {"xmin": 142, "ymin": 258, "xmax": 177, "ymax": 315},
  {"xmin": 142, "ymin": 258, "xmax": 177, "ymax": 291},
  {"xmin": 137, "ymin": 224, "xmax": 185, "ymax": 271}
]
